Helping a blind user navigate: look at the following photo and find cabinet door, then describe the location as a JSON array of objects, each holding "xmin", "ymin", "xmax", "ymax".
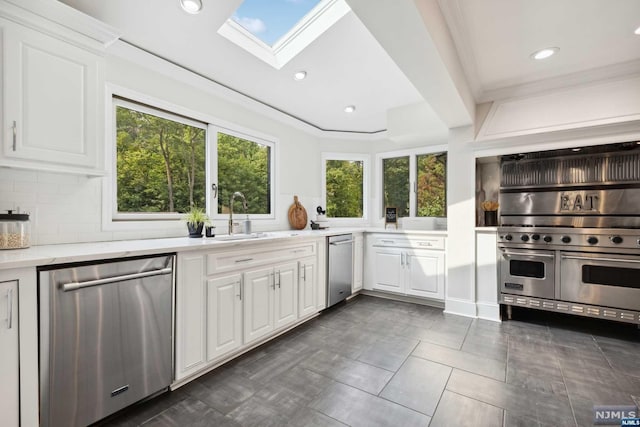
[
  {"xmin": 175, "ymin": 254, "xmax": 206, "ymax": 379},
  {"xmin": 207, "ymin": 274, "xmax": 242, "ymax": 362},
  {"xmin": 405, "ymin": 250, "xmax": 445, "ymax": 300},
  {"xmin": 298, "ymin": 257, "xmax": 316, "ymax": 318},
  {"xmin": 2, "ymin": 20, "xmax": 100, "ymax": 170},
  {"xmin": 353, "ymin": 235, "xmax": 364, "ymax": 292},
  {"xmin": 0, "ymin": 280, "xmax": 19, "ymax": 427},
  {"xmin": 274, "ymin": 262, "xmax": 298, "ymax": 329},
  {"xmin": 372, "ymin": 248, "xmax": 403, "ymax": 293},
  {"xmin": 243, "ymin": 267, "xmax": 274, "ymax": 344}
]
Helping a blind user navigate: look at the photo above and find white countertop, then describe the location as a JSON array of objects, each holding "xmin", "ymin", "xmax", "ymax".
[{"xmin": 0, "ymin": 227, "xmax": 447, "ymax": 270}]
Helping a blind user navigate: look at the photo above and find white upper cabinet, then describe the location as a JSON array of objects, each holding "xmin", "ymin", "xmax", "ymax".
[
  {"xmin": 0, "ymin": 0, "xmax": 119, "ymax": 175},
  {"xmin": 1, "ymin": 18, "xmax": 103, "ymax": 173}
]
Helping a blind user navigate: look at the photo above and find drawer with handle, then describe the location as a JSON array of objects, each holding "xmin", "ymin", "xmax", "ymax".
[
  {"xmin": 207, "ymin": 242, "xmax": 315, "ymax": 274},
  {"xmin": 373, "ymin": 236, "xmax": 445, "ymax": 250}
]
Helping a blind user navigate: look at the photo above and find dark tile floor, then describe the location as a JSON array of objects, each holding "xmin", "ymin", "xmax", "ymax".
[{"xmin": 99, "ymin": 295, "xmax": 640, "ymax": 427}]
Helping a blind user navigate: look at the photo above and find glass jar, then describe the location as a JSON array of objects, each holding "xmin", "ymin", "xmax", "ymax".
[{"xmin": 0, "ymin": 210, "xmax": 31, "ymax": 249}]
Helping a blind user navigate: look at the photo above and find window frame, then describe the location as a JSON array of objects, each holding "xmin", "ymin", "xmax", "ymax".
[
  {"xmin": 321, "ymin": 152, "xmax": 370, "ymax": 222},
  {"xmin": 111, "ymin": 97, "xmax": 212, "ymax": 222},
  {"xmin": 102, "ymin": 85, "xmax": 278, "ymax": 232},
  {"xmin": 375, "ymin": 144, "xmax": 448, "ymax": 220},
  {"xmin": 210, "ymin": 126, "xmax": 276, "ymax": 221}
]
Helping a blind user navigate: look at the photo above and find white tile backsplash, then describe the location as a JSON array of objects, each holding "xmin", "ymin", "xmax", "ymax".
[{"xmin": 1, "ymin": 167, "xmax": 323, "ymax": 245}]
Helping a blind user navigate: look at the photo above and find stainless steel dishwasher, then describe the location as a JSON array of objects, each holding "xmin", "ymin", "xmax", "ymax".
[
  {"xmin": 38, "ymin": 254, "xmax": 175, "ymax": 427},
  {"xmin": 327, "ymin": 234, "xmax": 354, "ymax": 307}
]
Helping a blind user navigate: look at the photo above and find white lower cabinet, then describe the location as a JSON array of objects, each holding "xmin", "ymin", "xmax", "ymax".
[
  {"xmin": 353, "ymin": 234, "xmax": 364, "ymax": 292},
  {"xmin": 176, "ymin": 240, "xmax": 320, "ymax": 382},
  {"xmin": 0, "ymin": 280, "xmax": 19, "ymax": 427},
  {"xmin": 298, "ymin": 256, "xmax": 317, "ymax": 318},
  {"xmin": 273, "ymin": 262, "xmax": 299, "ymax": 329},
  {"xmin": 244, "ymin": 262, "xmax": 299, "ymax": 345},
  {"xmin": 207, "ymin": 274, "xmax": 243, "ymax": 361},
  {"xmin": 243, "ymin": 266, "xmax": 275, "ymax": 344},
  {"xmin": 176, "ymin": 254, "xmax": 207, "ymax": 379},
  {"xmin": 368, "ymin": 234, "xmax": 446, "ymax": 301}
]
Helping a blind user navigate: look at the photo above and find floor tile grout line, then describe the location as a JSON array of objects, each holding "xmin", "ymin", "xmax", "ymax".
[
  {"xmin": 376, "ymin": 338, "xmax": 421, "ymax": 398},
  {"xmin": 426, "ymin": 365, "xmax": 454, "ymax": 426}
]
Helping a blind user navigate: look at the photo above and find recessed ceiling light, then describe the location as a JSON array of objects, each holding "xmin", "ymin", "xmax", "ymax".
[
  {"xmin": 530, "ymin": 47, "xmax": 559, "ymax": 60},
  {"xmin": 293, "ymin": 71, "xmax": 307, "ymax": 81},
  {"xmin": 180, "ymin": 0, "xmax": 202, "ymax": 14},
  {"xmin": 344, "ymin": 105, "xmax": 356, "ymax": 113},
  {"xmin": 635, "ymin": 26, "xmax": 640, "ymax": 35},
  {"xmin": 571, "ymin": 148, "xmax": 582, "ymax": 152}
]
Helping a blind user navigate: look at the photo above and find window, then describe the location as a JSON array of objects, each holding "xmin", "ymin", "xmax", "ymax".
[
  {"xmin": 111, "ymin": 97, "xmax": 276, "ymax": 223},
  {"xmin": 321, "ymin": 153, "xmax": 369, "ymax": 220},
  {"xmin": 231, "ymin": 0, "xmax": 323, "ymax": 46},
  {"xmin": 215, "ymin": 130, "xmax": 274, "ymax": 217},
  {"xmin": 416, "ymin": 153, "xmax": 446, "ymax": 217},
  {"xmin": 382, "ymin": 156, "xmax": 410, "ymax": 217},
  {"xmin": 114, "ymin": 99, "xmax": 207, "ymax": 218},
  {"xmin": 379, "ymin": 148, "xmax": 447, "ymax": 219}
]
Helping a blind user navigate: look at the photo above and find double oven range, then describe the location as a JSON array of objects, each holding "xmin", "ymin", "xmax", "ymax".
[{"xmin": 497, "ymin": 143, "xmax": 640, "ymax": 324}]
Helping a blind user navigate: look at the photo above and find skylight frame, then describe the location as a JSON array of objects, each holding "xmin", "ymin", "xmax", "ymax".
[{"xmin": 218, "ymin": 0, "xmax": 350, "ymax": 70}]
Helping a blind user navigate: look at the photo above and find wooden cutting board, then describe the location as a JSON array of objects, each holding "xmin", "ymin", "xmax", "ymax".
[{"xmin": 288, "ymin": 195, "xmax": 308, "ymax": 230}]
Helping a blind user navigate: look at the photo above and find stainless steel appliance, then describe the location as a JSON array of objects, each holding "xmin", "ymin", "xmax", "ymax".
[
  {"xmin": 327, "ymin": 234, "xmax": 353, "ymax": 307},
  {"xmin": 39, "ymin": 254, "xmax": 175, "ymax": 427},
  {"xmin": 498, "ymin": 142, "xmax": 640, "ymax": 324}
]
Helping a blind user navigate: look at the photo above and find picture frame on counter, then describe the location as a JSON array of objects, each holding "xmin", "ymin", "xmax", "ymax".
[{"xmin": 385, "ymin": 206, "xmax": 398, "ymax": 229}]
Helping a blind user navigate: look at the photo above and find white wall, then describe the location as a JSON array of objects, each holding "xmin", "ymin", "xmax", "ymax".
[{"xmin": 0, "ymin": 47, "xmax": 329, "ymax": 245}]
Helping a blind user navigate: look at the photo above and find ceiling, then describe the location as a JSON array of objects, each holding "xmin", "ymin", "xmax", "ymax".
[{"xmin": 57, "ymin": 0, "xmax": 640, "ymax": 135}]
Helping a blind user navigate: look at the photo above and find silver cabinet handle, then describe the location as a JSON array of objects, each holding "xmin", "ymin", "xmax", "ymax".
[
  {"xmin": 277, "ymin": 270, "xmax": 281, "ymax": 288},
  {"xmin": 406, "ymin": 253, "xmax": 411, "ymax": 268},
  {"xmin": 270, "ymin": 272, "xmax": 275, "ymax": 289},
  {"xmin": 329, "ymin": 240, "xmax": 354, "ymax": 246},
  {"xmin": 12, "ymin": 121, "xmax": 17, "ymax": 151},
  {"xmin": 235, "ymin": 258, "xmax": 254, "ymax": 263},
  {"xmin": 62, "ymin": 267, "xmax": 172, "ymax": 292},
  {"xmin": 302, "ymin": 265, "xmax": 306, "ymax": 282},
  {"xmin": 381, "ymin": 240, "xmax": 395, "ymax": 244},
  {"xmin": 561, "ymin": 255, "xmax": 640, "ymax": 264},
  {"xmin": 401, "ymin": 252, "xmax": 405, "ymax": 267},
  {"xmin": 6, "ymin": 288, "xmax": 12, "ymax": 329},
  {"xmin": 236, "ymin": 281, "xmax": 242, "ymax": 300}
]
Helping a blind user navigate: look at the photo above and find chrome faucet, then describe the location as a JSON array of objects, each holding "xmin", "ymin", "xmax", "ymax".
[{"xmin": 228, "ymin": 191, "xmax": 248, "ymax": 235}]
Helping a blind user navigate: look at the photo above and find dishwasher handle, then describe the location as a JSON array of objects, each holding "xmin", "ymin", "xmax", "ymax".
[
  {"xmin": 329, "ymin": 240, "xmax": 354, "ymax": 246},
  {"xmin": 62, "ymin": 267, "xmax": 173, "ymax": 292}
]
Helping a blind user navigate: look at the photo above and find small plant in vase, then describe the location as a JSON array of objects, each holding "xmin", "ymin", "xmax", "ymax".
[{"xmin": 184, "ymin": 206, "xmax": 209, "ymax": 238}]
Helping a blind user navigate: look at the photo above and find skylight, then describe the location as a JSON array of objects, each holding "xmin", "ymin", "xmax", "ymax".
[
  {"xmin": 232, "ymin": 0, "xmax": 322, "ymax": 46},
  {"xmin": 219, "ymin": 0, "xmax": 350, "ymax": 70}
]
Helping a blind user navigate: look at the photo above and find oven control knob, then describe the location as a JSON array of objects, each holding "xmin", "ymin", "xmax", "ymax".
[
  {"xmin": 504, "ymin": 234, "xmax": 513, "ymax": 241},
  {"xmin": 587, "ymin": 236, "xmax": 598, "ymax": 245},
  {"xmin": 531, "ymin": 234, "xmax": 540, "ymax": 241},
  {"xmin": 611, "ymin": 236, "xmax": 623, "ymax": 244},
  {"xmin": 521, "ymin": 235, "xmax": 529, "ymax": 242},
  {"xmin": 561, "ymin": 236, "xmax": 571, "ymax": 243},
  {"xmin": 543, "ymin": 235, "xmax": 552, "ymax": 243}
]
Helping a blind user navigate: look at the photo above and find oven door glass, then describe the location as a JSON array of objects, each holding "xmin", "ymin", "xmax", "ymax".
[
  {"xmin": 560, "ymin": 252, "xmax": 640, "ymax": 311},
  {"xmin": 499, "ymin": 248, "xmax": 555, "ymax": 299}
]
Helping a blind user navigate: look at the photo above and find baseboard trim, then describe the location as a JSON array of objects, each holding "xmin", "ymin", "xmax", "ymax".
[
  {"xmin": 360, "ymin": 290, "xmax": 445, "ymax": 309},
  {"xmin": 476, "ymin": 302, "xmax": 501, "ymax": 322},
  {"xmin": 444, "ymin": 298, "xmax": 477, "ymax": 318}
]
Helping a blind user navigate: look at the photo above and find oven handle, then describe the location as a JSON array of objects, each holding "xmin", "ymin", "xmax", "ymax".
[
  {"xmin": 500, "ymin": 250, "xmax": 555, "ymax": 259},
  {"xmin": 561, "ymin": 255, "xmax": 640, "ymax": 264}
]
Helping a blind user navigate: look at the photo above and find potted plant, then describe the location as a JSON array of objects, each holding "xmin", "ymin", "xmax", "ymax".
[{"xmin": 184, "ymin": 206, "xmax": 208, "ymax": 238}]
